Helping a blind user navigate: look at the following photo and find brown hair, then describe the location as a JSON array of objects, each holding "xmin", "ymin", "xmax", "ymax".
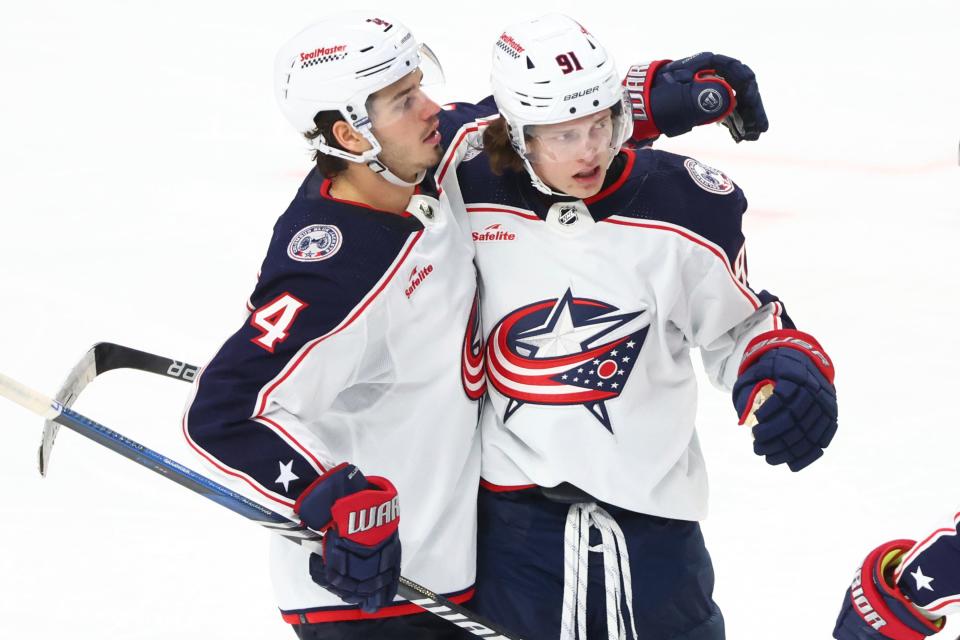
[
  {"xmin": 482, "ymin": 117, "xmax": 526, "ymax": 176},
  {"xmin": 304, "ymin": 110, "xmax": 350, "ymax": 179}
]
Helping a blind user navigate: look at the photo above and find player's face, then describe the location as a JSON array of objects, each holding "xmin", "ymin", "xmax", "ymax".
[
  {"xmin": 526, "ymin": 110, "xmax": 615, "ymax": 198},
  {"xmin": 367, "ymin": 70, "xmax": 443, "ymax": 183}
]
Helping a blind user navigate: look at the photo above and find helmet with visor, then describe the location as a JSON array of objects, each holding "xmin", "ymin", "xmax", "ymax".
[
  {"xmin": 274, "ymin": 12, "xmax": 444, "ymax": 186},
  {"xmin": 489, "ymin": 14, "xmax": 632, "ymax": 195}
]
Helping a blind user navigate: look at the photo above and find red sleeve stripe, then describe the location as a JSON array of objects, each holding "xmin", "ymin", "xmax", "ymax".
[
  {"xmin": 181, "ymin": 409, "xmax": 296, "ymax": 509},
  {"xmin": 280, "ymin": 587, "xmax": 475, "ymax": 623},
  {"xmin": 601, "ymin": 216, "xmax": 761, "ymax": 309},
  {"xmin": 436, "ymin": 119, "xmax": 495, "ymax": 184},
  {"xmin": 923, "ymin": 595, "xmax": 960, "ymax": 614},
  {"xmin": 466, "ymin": 204, "xmax": 540, "ymax": 221}
]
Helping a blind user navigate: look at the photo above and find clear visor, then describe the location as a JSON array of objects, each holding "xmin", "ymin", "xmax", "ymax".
[
  {"xmin": 522, "ymin": 104, "xmax": 630, "ymax": 165},
  {"xmin": 365, "ymin": 43, "xmax": 445, "ymax": 130}
]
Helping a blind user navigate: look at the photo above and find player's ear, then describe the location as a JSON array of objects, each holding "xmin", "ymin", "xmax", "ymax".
[{"xmin": 330, "ymin": 120, "xmax": 370, "ymax": 154}]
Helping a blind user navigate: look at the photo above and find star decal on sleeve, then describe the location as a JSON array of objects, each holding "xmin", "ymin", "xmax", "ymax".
[
  {"xmin": 275, "ymin": 459, "xmax": 300, "ymax": 493},
  {"xmin": 910, "ymin": 566, "xmax": 935, "ymax": 592}
]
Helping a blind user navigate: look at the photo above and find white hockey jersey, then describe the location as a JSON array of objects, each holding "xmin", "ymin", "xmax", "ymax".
[
  {"xmin": 438, "ymin": 122, "xmax": 791, "ymax": 521},
  {"xmin": 183, "ymin": 169, "xmax": 484, "ymax": 622}
]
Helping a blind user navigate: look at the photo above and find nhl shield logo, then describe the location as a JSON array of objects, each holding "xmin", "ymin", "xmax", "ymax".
[
  {"xmin": 558, "ymin": 205, "xmax": 579, "ymax": 226},
  {"xmin": 288, "ymin": 224, "xmax": 342, "ymax": 262},
  {"xmin": 683, "ymin": 158, "xmax": 734, "ymax": 195}
]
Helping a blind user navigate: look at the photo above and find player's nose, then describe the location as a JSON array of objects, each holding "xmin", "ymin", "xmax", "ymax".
[
  {"xmin": 578, "ymin": 145, "xmax": 601, "ymax": 165},
  {"xmin": 420, "ymin": 95, "xmax": 442, "ymax": 120}
]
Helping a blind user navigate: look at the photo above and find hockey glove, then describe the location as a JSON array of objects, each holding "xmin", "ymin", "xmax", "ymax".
[
  {"xmin": 294, "ymin": 463, "xmax": 401, "ymax": 613},
  {"xmin": 833, "ymin": 540, "xmax": 943, "ymax": 639},
  {"xmin": 732, "ymin": 329, "xmax": 838, "ymax": 471},
  {"xmin": 626, "ymin": 52, "xmax": 768, "ymax": 144}
]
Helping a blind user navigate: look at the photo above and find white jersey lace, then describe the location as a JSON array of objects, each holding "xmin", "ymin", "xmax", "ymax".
[{"xmin": 560, "ymin": 503, "xmax": 639, "ymax": 640}]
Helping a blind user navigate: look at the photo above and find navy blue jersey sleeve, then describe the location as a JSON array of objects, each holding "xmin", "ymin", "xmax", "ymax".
[
  {"xmin": 895, "ymin": 511, "xmax": 960, "ymax": 617},
  {"xmin": 614, "ymin": 149, "xmax": 795, "ymax": 329},
  {"xmin": 438, "ymin": 96, "xmax": 498, "ymax": 146},
  {"xmin": 184, "ymin": 172, "xmax": 420, "ymax": 508}
]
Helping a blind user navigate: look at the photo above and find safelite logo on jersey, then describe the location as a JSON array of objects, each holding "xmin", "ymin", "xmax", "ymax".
[
  {"xmin": 472, "ymin": 224, "xmax": 516, "ymax": 242},
  {"xmin": 405, "ymin": 264, "xmax": 434, "ymax": 299}
]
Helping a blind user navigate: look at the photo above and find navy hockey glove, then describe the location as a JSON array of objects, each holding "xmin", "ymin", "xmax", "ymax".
[
  {"xmin": 733, "ymin": 330, "xmax": 838, "ymax": 471},
  {"xmin": 294, "ymin": 463, "xmax": 401, "ymax": 613},
  {"xmin": 833, "ymin": 540, "xmax": 944, "ymax": 639},
  {"xmin": 625, "ymin": 52, "xmax": 768, "ymax": 144}
]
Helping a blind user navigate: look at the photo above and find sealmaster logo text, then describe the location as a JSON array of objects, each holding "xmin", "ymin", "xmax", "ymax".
[
  {"xmin": 406, "ymin": 264, "xmax": 434, "ymax": 298},
  {"xmin": 499, "ymin": 33, "xmax": 525, "ymax": 54},
  {"xmin": 472, "ymin": 224, "xmax": 516, "ymax": 242},
  {"xmin": 300, "ymin": 45, "xmax": 347, "ymax": 61}
]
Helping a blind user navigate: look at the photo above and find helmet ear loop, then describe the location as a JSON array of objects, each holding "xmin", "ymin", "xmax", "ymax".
[{"xmin": 510, "ymin": 123, "xmax": 555, "ymax": 195}]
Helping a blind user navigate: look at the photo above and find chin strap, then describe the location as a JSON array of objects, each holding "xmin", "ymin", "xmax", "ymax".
[
  {"xmin": 312, "ymin": 126, "xmax": 426, "ymax": 187},
  {"xmin": 367, "ymin": 158, "xmax": 426, "ymax": 187},
  {"xmin": 523, "ymin": 156, "xmax": 565, "ymax": 196},
  {"xmin": 524, "ymin": 148, "xmax": 625, "ymax": 198}
]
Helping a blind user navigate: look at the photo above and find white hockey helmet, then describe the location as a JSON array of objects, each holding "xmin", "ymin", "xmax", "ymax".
[
  {"xmin": 274, "ymin": 12, "xmax": 444, "ymax": 186},
  {"xmin": 490, "ymin": 14, "xmax": 632, "ymax": 195}
]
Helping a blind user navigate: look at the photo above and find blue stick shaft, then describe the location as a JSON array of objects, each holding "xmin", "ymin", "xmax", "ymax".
[{"xmin": 0, "ymin": 371, "xmax": 520, "ymax": 639}]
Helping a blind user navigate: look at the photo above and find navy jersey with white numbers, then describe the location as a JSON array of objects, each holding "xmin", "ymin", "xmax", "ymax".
[
  {"xmin": 438, "ymin": 119, "xmax": 793, "ymax": 521},
  {"xmin": 183, "ymin": 102, "xmax": 493, "ymax": 620}
]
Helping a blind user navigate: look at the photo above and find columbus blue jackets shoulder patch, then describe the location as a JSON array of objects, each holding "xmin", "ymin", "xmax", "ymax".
[
  {"xmin": 683, "ymin": 158, "xmax": 734, "ymax": 195},
  {"xmin": 288, "ymin": 224, "xmax": 343, "ymax": 262}
]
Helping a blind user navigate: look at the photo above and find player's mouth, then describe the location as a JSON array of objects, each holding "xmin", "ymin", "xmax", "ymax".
[
  {"xmin": 572, "ymin": 165, "xmax": 601, "ymax": 185},
  {"xmin": 422, "ymin": 122, "xmax": 441, "ymax": 145}
]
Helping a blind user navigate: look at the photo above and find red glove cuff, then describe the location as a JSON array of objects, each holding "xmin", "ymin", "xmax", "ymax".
[
  {"xmin": 329, "ymin": 476, "xmax": 400, "ymax": 547},
  {"xmin": 623, "ymin": 59, "xmax": 670, "ymax": 143},
  {"xmin": 739, "ymin": 329, "xmax": 835, "ymax": 383},
  {"xmin": 850, "ymin": 540, "xmax": 942, "ymax": 639}
]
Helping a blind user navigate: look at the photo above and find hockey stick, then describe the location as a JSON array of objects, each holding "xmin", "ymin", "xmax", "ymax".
[
  {"xmin": 39, "ymin": 342, "xmax": 200, "ymax": 476},
  {"xmin": 2, "ymin": 372, "xmax": 519, "ymax": 639}
]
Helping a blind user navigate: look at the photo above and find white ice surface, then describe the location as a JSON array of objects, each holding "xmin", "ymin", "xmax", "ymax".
[{"xmin": 0, "ymin": 1, "xmax": 957, "ymax": 638}]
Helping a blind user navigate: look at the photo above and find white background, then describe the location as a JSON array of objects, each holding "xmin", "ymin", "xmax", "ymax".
[{"xmin": 0, "ymin": 1, "xmax": 957, "ymax": 638}]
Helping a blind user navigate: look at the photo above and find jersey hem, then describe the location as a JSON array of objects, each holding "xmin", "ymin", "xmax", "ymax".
[
  {"xmin": 479, "ymin": 478, "xmax": 538, "ymax": 493},
  {"xmin": 279, "ymin": 586, "xmax": 475, "ymax": 624}
]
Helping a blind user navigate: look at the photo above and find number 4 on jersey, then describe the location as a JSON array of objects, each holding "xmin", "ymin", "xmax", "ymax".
[{"xmin": 250, "ymin": 293, "xmax": 308, "ymax": 353}]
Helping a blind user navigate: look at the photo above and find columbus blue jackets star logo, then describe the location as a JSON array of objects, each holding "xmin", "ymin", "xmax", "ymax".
[{"xmin": 485, "ymin": 289, "xmax": 649, "ymax": 432}]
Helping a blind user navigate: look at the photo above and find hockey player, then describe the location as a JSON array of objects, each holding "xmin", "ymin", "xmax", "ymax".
[
  {"xmin": 833, "ymin": 514, "xmax": 960, "ymax": 638},
  {"xmin": 435, "ymin": 14, "xmax": 839, "ymax": 640},
  {"xmin": 183, "ymin": 14, "xmax": 486, "ymax": 640},
  {"xmin": 183, "ymin": 10, "xmax": 773, "ymax": 640}
]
